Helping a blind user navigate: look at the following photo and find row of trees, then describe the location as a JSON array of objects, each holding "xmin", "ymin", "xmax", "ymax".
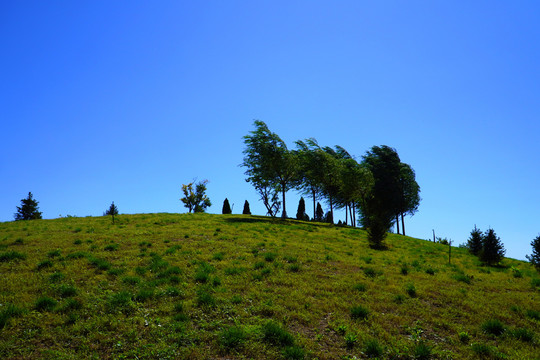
[
  {"xmin": 466, "ymin": 226, "xmax": 506, "ymax": 266},
  {"xmin": 241, "ymin": 120, "xmax": 421, "ymax": 248},
  {"xmin": 222, "ymin": 198, "xmax": 252, "ymax": 215}
]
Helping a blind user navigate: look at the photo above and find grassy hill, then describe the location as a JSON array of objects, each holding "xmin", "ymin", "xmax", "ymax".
[{"xmin": 0, "ymin": 213, "xmax": 539, "ymax": 359}]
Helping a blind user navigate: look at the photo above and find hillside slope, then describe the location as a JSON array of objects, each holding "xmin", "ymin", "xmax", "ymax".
[{"xmin": 0, "ymin": 213, "xmax": 539, "ymax": 359}]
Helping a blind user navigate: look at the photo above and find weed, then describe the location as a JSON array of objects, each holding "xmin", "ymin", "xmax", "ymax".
[
  {"xmin": 413, "ymin": 341, "xmax": 431, "ymax": 360},
  {"xmin": 336, "ymin": 324, "xmax": 347, "ymax": 335},
  {"xmin": 196, "ymin": 287, "xmax": 216, "ymax": 307},
  {"xmin": 282, "ymin": 345, "xmax": 305, "ymax": 360},
  {"xmin": 511, "ymin": 327, "xmax": 534, "ymax": 342},
  {"xmin": 394, "ymin": 294, "xmax": 405, "ymax": 304},
  {"xmin": 288, "ymin": 264, "xmax": 300, "ymax": 272},
  {"xmin": 350, "ymin": 305, "xmax": 369, "ymax": 320},
  {"xmin": 212, "ymin": 276, "xmax": 222, "ymax": 287},
  {"xmin": 164, "ymin": 286, "xmax": 183, "ymax": 297},
  {"xmin": 531, "ymin": 278, "xmax": 540, "ymax": 289},
  {"xmin": 262, "ymin": 320, "xmax": 295, "ymax": 346},
  {"xmin": 405, "ymin": 283, "xmax": 417, "ymax": 297},
  {"xmin": 37, "ymin": 259, "xmax": 53, "ymax": 270},
  {"xmin": 219, "ymin": 326, "xmax": 246, "ymax": 351},
  {"xmin": 481, "ymin": 319, "xmax": 505, "ymax": 336},
  {"xmin": 471, "ymin": 343, "xmax": 502, "ymax": 358},
  {"xmin": 0, "ymin": 303, "xmax": 24, "ymax": 329},
  {"xmin": 59, "ymin": 298, "xmax": 83, "ymax": 313},
  {"xmin": 400, "ymin": 264, "xmax": 409, "ymax": 275},
  {"xmin": 453, "ymin": 273, "xmax": 472, "ymax": 284},
  {"xmin": 212, "ymin": 252, "xmax": 225, "ymax": 261},
  {"xmin": 87, "ymin": 257, "xmax": 111, "ymax": 271},
  {"xmin": 254, "ymin": 261, "xmax": 265, "ymax": 269},
  {"xmin": 353, "ymin": 283, "xmax": 367, "ymax": 292},
  {"xmin": 66, "ymin": 251, "xmax": 88, "ymax": 259},
  {"xmin": 264, "ymin": 252, "xmax": 277, "ymax": 262},
  {"xmin": 73, "ymin": 239, "xmax": 82, "ymax": 245},
  {"xmin": 511, "ymin": 266, "xmax": 523, "ymax": 278},
  {"xmin": 224, "ymin": 266, "xmax": 243, "ymax": 276},
  {"xmin": 58, "ymin": 284, "xmax": 77, "ymax": 297},
  {"xmin": 48, "ymin": 271, "xmax": 65, "ymax": 283},
  {"xmin": 108, "ymin": 291, "xmax": 135, "ymax": 313},
  {"xmin": 134, "ymin": 288, "xmax": 155, "ymax": 302},
  {"xmin": 35, "ymin": 296, "xmax": 57, "ymax": 312},
  {"xmin": 363, "ymin": 267, "xmax": 378, "ymax": 278},
  {"xmin": 363, "ymin": 338, "xmax": 383, "ymax": 358},
  {"xmin": 525, "ymin": 309, "xmax": 540, "ymax": 321},
  {"xmin": 104, "ymin": 243, "xmax": 119, "ymax": 251},
  {"xmin": 425, "ymin": 267, "xmax": 436, "ymax": 275},
  {"xmin": 283, "ymin": 255, "xmax": 298, "ymax": 263},
  {"xmin": 122, "ymin": 276, "xmax": 141, "ymax": 286},
  {"xmin": 47, "ymin": 249, "xmax": 61, "ymax": 258},
  {"xmin": 344, "ymin": 333, "xmax": 357, "ymax": 349},
  {"xmin": 107, "ymin": 268, "xmax": 124, "ymax": 276},
  {"xmin": 0, "ymin": 251, "xmax": 26, "ymax": 262},
  {"xmin": 231, "ymin": 295, "xmax": 242, "ymax": 304},
  {"xmin": 458, "ymin": 331, "xmax": 470, "ymax": 343}
]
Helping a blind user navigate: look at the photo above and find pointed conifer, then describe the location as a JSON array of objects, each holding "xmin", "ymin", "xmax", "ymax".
[
  {"xmin": 14, "ymin": 192, "xmax": 42, "ymax": 221},
  {"xmin": 480, "ymin": 228, "xmax": 506, "ymax": 266},
  {"xmin": 296, "ymin": 197, "xmax": 307, "ymax": 220},
  {"xmin": 222, "ymin": 198, "xmax": 232, "ymax": 214},
  {"xmin": 242, "ymin": 200, "xmax": 251, "ymax": 215},
  {"xmin": 467, "ymin": 225, "xmax": 483, "ymax": 255}
]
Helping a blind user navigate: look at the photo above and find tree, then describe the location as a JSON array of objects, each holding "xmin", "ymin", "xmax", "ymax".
[
  {"xmin": 526, "ymin": 234, "xmax": 540, "ymax": 272},
  {"xmin": 180, "ymin": 180, "xmax": 212, "ymax": 213},
  {"xmin": 295, "ymin": 139, "xmax": 324, "ymax": 220},
  {"xmin": 104, "ymin": 201, "xmax": 119, "ymax": 224},
  {"xmin": 222, "ymin": 198, "xmax": 232, "ymax": 214},
  {"xmin": 467, "ymin": 225, "xmax": 483, "ymax": 255},
  {"xmin": 480, "ymin": 228, "xmax": 506, "ymax": 266},
  {"xmin": 315, "ymin": 202, "xmax": 324, "ymax": 222},
  {"xmin": 242, "ymin": 120, "xmax": 297, "ymax": 219},
  {"xmin": 242, "ymin": 200, "xmax": 251, "ymax": 215},
  {"xmin": 296, "ymin": 197, "xmax": 309, "ymax": 221},
  {"xmin": 14, "ymin": 192, "xmax": 42, "ymax": 221},
  {"xmin": 396, "ymin": 163, "xmax": 421, "ymax": 235}
]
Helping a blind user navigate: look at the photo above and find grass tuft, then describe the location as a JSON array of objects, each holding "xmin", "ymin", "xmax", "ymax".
[
  {"xmin": 350, "ymin": 305, "xmax": 369, "ymax": 320},
  {"xmin": 481, "ymin": 319, "xmax": 506, "ymax": 336},
  {"xmin": 262, "ymin": 320, "xmax": 295, "ymax": 346}
]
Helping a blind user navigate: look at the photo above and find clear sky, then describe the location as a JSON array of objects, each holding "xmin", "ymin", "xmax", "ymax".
[{"xmin": 1, "ymin": 1, "xmax": 539, "ymax": 260}]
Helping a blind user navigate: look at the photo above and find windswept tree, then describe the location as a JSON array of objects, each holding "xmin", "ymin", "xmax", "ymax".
[
  {"xmin": 14, "ymin": 192, "xmax": 42, "ymax": 221},
  {"xmin": 526, "ymin": 234, "xmax": 540, "ymax": 272},
  {"xmin": 242, "ymin": 120, "xmax": 297, "ymax": 218},
  {"xmin": 222, "ymin": 198, "xmax": 232, "ymax": 214},
  {"xmin": 295, "ymin": 138, "xmax": 324, "ymax": 220},
  {"xmin": 359, "ymin": 146, "xmax": 402, "ymax": 248},
  {"xmin": 242, "ymin": 200, "xmax": 251, "ymax": 215},
  {"xmin": 180, "ymin": 180, "xmax": 212, "ymax": 213},
  {"xmin": 396, "ymin": 163, "xmax": 421, "ymax": 235}
]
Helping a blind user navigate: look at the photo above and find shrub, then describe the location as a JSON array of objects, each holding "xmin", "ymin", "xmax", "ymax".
[
  {"xmin": 219, "ymin": 326, "xmax": 246, "ymax": 351},
  {"xmin": 35, "ymin": 296, "xmax": 57, "ymax": 312},
  {"xmin": 262, "ymin": 320, "xmax": 295, "ymax": 346},
  {"xmin": 350, "ymin": 305, "xmax": 369, "ymax": 320},
  {"xmin": 467, "ymin": 225, "xmax": 483, "ymax": 255},
  {"xmin": 526, "ymin": 234, "xmax": 540, "ymax": 272},
  {"xmin": 363, "ymin": 338, "xmax": 383, "ymax": 358},
  {"xmin": 480, "ymin": 228, "xmax": 506, "ymax": 266},
  {"xmin": 531, "ymin": 278, "xmax": 540, "ymax": 290},
  {"xmin": 481, "ymin": 319, "xmax": 505, "ymax": 336}
]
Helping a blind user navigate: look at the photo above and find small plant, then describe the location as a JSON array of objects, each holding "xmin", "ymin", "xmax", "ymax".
[
  {"xmin": 0, "ymin": 251, "xmax": 27, "ymax": 262},
  {"xmin": 262, "ymin": 320, "xmax": 295, "ymax": 346},
  {"xmin": 219, "ymin": 326, "xmax": 246, "ymax": 351},
  {"xmin": 104, "ymin": 243, "xmax": 119, "ymax": 251},
  {"xmin": 458, "ymin": 331, "xmax": 470, "ymax": 343},
  {"xmin": 231, "ymin": 295, "xmax": 242, "ymax": 304},
  {"xmin": 107, "ymin": 291, "xmax": 135, "ymax": 313},
  {"xmin": 122, "ymin": 276, "xmax": 141, "ymax": 286},
  {"xmin": 212, "ymin": 252, "xmax": 225, "ymax": 261},
  {"xmin": 394, "ymin": 294, "xmax": 405, "ymax": 304},
  {"xmin": 481, "ymin": 319, "xmax": 505, "ymax": 336},
  {"xmin": 405, "ymin": 283, "xmax": 417, "ymax": 297},
  {"xmin": 363, "ymin": 267, "xmax": 378, "ymax": 278},
  {"xmin": 471, "ymin": 342, "xmax": 497, "ymax": 357},
  {"xmin": 363, "ymin": 338, "xmax": 383, "ymax": 358},
  {"xmin": 336, "ymin": 324, "xmax": 347, "ymax": 335},
  {"xmin": 35, "ymin": 296, "xmax": 57, "ymax": 312},
  {"xmin": 344, "ymin": 333, "xmax": 358, "ymax": 349},
  {"xmin": 353, "ymin": 283, "xmax": 367, "ymax": 292},
  {"xmin": 196, "ymin": 287, "xmax": 216, "ymax": 307},
  {"xmin": 134, "ymin": 288, "xmax": 154, "ymax": 302},
  {"xmin": 58, "ymin": 284, "xmax": 77, "ymax": 297},
  {"xmin": 254, "ymin": 261, "xmax": 265, "ymax": 270},
  {"xmin": 59, "ymin": 298, "xmax": 83, "ymax": 313},
  {"xmin": 350, "ymin": 305, "xmax": 369, "ymax": 320},
  {"xmin": 282, "ymin": 345, "xmax": 305, "ymax": 360},
  {"xmin": 264, "ymin": 252, "xmax": 277, "ymax": 262},
  {"xmin": 37, "ymin": 259, "xmax": 53, "ymax": 270},
  {"xmin": 47, "ymin": 249, "xmax": 61, "ymax": 258},
  {"xmin": 525, "ymin": 309, "xmax": 540, "ymax": 321},
  {"xmin": 413, "ymin": 341, "xmax": 431, "ymax": 360},
  {"xmin": 425, "ymin": 267, "xmax": 435, "ymax": 275},
  {"xmin": 73, "ymin": 239, "xmax": 82, "ymax": 245},
  {"xmin": 511, "ymin": 327, "xmax": 534, "ymax": 342},
  {"xmin": 48, "ymin": 271, "xmax": 65, "ymax": 283},
  {"xmin": 511, "ymin": 266, "xmax": 523, "ymax": 278},
  {"xmin": 453, "ymin": 273, "xmax": 472, "ymax": 284},
  {"xmin": 400, "ymin": 264, "xmax": 409, "ymax": 275},
  {"xmin": 0, "ymin": 303, "xmax": 24, "ymax": 329},
  {"xmin": 288, "ymin": 264, "xmax": 300, "ymax": 272}
]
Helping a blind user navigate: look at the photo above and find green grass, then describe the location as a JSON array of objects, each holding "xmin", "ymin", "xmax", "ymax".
[{"xmin": 0, "ymin": 213, "xmax": 539, "ymax": 359}]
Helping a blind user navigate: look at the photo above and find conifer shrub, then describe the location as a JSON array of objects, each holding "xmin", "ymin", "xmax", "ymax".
[
  {"xmin": 480, "ymin": 228, "xmax": 506, "ymax": 266},
  {"xmin": 242, "ymin": 200, "xmax": 251, "ymax": 215},
  {"xmin": 467, "ymin": 225, "xmax": 483, "ymax": 255},
  {"xmin": 222, "ymin": 198, "xmax": 232, "ymax": 215}
]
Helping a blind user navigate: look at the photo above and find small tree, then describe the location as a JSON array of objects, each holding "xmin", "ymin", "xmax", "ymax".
[
  {"xmin": 104, "ymin": 201, "xmax": 119, "ymax": 224},
  {"xmin": 180, "ymin": 180, "xmax": 212, "ymax": 213},
  {"xmin": 467, "ymin": 225, "xmax": 483, "ymax": 255},
  {"xmin": 296, "ymin": 197, "xmax": 307, "ymax": 221},
  {"xmin": 315, "ymin": 202, "xmax": 324, "ymax": 222},
  {"xmin": 526, "ymin": 235, "xmax": 540, "ymax": 272},
  {"xmin": 222, "ymin": 198, "xmax": 232, "ymax": 214},
  {"xmin": 480, "ymin": 228, "xmax": 506, "ymax": 266},
  {"xmin": 242, "ymin": 200, "xmax": 251, "ymax": 215},
  {"xmin": 14, "ymin": 192, "xmax": 42, "ymax": 221}
]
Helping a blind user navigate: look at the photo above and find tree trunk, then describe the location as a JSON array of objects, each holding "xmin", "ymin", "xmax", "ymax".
[
  {"xmin": 281, "ymin": 185, "xmax": 287, "ymax": 219},
  {"xmin": 352, "ymin": 203, "xmax": 356, "ymax": 227},
  {"xmin": 345, "ymin": 203, "xmax": 349, "ymax": 225},
  {"xmin": 396, "ymin": 215, "xmax": 400, "ymax": 235},
  {"xmin": 401, "ymin": 212, "xmax": 405, "ymax": 236},
  {"xmin": 329, "ymin": 195, "xmax": 334, "ymax": 224},
  {"xmin": 312, "ymin": 188, "xmax": 316, "ymax": 220}
]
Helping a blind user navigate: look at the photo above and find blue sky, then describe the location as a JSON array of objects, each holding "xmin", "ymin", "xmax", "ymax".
[{"xmin": 1, "ymin": 1, "xmax": 539, "ymax": 260}]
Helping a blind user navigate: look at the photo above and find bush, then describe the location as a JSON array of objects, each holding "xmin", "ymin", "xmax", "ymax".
[
  {"xmin": 467, "ymin": 225, "xmax": 483, "ymax": 255},
  {"xmin": 350, "ymin": 305, "xmax": 369, "ymax": 320},
  {"xmin": 219, "ymin": 326, "xmax": 246, "ymax": 351},
  {"xmin": 425, "ymin": 267, "xmax": 435, "ymax": 275},
  {"xmin": 481, "ymin": 319, "xmax": 505, "ymax": 336},
  {"xmin": 262, "ymin": 320, "xmax": 295, "ymax": 346}
]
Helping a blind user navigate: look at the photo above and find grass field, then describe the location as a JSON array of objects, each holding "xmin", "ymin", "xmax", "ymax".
[{"xmin": 0, "ymin": 213, "xmax": 539, "ymax": 359}]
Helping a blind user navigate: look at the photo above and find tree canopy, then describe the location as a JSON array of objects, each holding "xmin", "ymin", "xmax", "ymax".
[
  {"xmin": 180, "ymin": 180, "xmax": 212, "ymax": 213},
  {"xmin": 14, "ymin": 192, "xmax": 42, "ymax": 221}
]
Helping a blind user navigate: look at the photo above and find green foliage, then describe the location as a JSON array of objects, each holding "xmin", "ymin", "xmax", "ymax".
[
  {"xmin": 405, "ymin": 283, "xmax": 417, "ymax": 297},
  {"xmin": 363, "ymin": 338, "xmax": 384, "ymax": 358},
  {"xmin": 526, "ymin": 234, "xmax": 540, "ymax": 272},
  {"xmin": 180, "ymin": 180, "xmax": 212, "ymax": 213},
  {"xmin": 58, "ymin": 284, "xmax": 77, "ymax": 297},
  {"xmin": 315, "ymin": 202, "xmax": 324, "ymax": 222},
  {"xmin": 510, "ymin": 327, "xmax": 534, "ymax": 342},
  {"xmin": 282, "ymin": 346, "xmax": 305, "ymax": 360},
  {"xmin": 196, "ymin": 287, "xmax": 216, "ymax": 307},
  {"xmin": 34, "ymin": 296, "xmax": 57, "ymax": 312},
  {"xmin": 222, "ymin": 198, "xmax": 232, "ymax": 215},
  {"xmin": 37, "ymin": 259, "xmax": 53, "ymax": 270},
  {"xmin": 0, "ymin": 304, "xmax": 24, "ymax": 329},
  {"xmin": 412, "ymin": 341, "xmax": 431, "ymax": 360},
  {"xmin": 0, "ymin": 251, "xmax": 26, "ymax": 262},
  {"xmin": 458, "ymin": 331, "xmax": 470, "ymax": 343},
  {"xmin": 296, "ymin": 197, "xmax": 308, "ymax": 221},
  {"xmin": 344, "ymin": 332, "xmax": 357, "ymax": 349},
  {"xmin": 14, "ymin": 192, "xmax": 42, "ymax": 220}
]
